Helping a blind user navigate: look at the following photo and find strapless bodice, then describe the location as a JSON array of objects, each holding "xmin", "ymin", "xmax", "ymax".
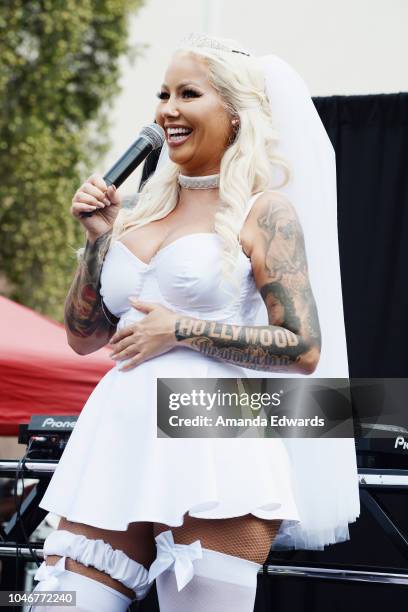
[{"xmin": 100, "ymin": 231, "xmax": 264, "ymax": 327}]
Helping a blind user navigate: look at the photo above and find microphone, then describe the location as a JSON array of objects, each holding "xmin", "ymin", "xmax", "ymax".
[{"xmin": 80, "ymin": 123, "xmax": 165, "ymax": 217}]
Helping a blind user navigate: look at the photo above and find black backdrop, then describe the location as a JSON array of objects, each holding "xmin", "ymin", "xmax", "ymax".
[
  {"xmin": 138, "ymin": 93, "xmax": 408, "ymax": 610},
  {"xmin": 315, "ymin": 92, "xmax": 408, "ymax": 377}
]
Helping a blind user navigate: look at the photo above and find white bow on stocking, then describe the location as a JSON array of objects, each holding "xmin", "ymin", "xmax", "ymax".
[{"xmin": 148, "ymin": 530, "xmax": 202, "ymax": 591}]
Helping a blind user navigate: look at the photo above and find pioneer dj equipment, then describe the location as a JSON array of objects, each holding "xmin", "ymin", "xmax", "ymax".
[
  {"xmin": 18, "ymin": 415, "xmax": 78, "ymax": 460},
  {"xmin": 356, "ymin": 424, "xmax": 408, "ymax": 469}
]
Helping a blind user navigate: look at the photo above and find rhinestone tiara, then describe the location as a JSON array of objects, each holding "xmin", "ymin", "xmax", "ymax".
[{"xmin": 177, "ymin": 33, "xmax": 251, "ymax": 57}]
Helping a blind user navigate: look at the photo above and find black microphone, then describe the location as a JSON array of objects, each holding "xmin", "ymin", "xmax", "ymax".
[{"xmin": 80, "ymin": 123, "xmax": 165, "ymax": 217}]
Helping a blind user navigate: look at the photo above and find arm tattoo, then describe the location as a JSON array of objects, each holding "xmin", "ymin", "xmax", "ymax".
[
  {"xmin": 174, "ymin": 197, "xmax": 321, "ymax": 374},
  {"xmin": 64, "ymin": 230, "xmax": 118, "ymax": 338},
  {"xmin": 258, "ymin": 199, "xmax": 321, "ymax": 350},
  {"xmin": 174, "ymin": 319, "xmax": 308, "ymax": 372}
]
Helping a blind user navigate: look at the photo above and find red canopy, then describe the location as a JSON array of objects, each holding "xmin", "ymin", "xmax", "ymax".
[{"xmin": 0, "ymin": 296, "xmax": 113, "ymax": 435}]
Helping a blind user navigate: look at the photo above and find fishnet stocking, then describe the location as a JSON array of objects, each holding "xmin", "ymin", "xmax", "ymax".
[{"xmin": 153, "ymin": 514, "xmax": 282, "ymax": 564}]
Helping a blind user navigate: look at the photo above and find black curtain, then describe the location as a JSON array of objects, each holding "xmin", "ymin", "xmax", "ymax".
[
  {"xmin": 315, "ymin": 92, "xmax": 408, "ymax": 377},
  {"xmin": 141, "ymin": 93, "xmax": 408, "ymax": 378}
]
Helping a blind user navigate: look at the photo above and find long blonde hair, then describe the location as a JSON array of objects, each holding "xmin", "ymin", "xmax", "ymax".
[{"xmin": 111, "ymin": 33, "xmax": 291, "ymax": 296}]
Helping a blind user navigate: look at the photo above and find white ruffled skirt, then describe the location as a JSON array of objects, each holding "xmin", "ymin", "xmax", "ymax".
[{"xmin": 39, "ymin": 340, "xmax": 360, "ymax": 550}]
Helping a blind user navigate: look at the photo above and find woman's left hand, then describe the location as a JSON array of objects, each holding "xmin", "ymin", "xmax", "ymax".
[{"xmin": 108, "ymin": 298, "xmax": 178, "ymax": 371}]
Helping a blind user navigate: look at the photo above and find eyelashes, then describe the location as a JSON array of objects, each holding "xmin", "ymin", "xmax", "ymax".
[{"xmin": 156, "ymin": 89, "xmax": 201, "ymax": 100}]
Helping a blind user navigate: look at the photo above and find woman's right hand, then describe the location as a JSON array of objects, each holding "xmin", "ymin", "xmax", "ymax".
[{"xmin": 70, "ymin": 173, "xmax": 122, "ymax": 240}]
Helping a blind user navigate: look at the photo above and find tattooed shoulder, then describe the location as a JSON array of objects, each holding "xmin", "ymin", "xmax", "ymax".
[
  {"xmin": 255, "ymin": 194, "xmax": 307, "ymax": 280},
  {"xmin": 252, "ymin": 192, "xmax": 322, "ymax": 351}
]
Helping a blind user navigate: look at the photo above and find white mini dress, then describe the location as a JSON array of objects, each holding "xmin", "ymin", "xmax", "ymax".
[{"xmin": 39, "ymin": 191, "xmax": 360, "ymax": 550}]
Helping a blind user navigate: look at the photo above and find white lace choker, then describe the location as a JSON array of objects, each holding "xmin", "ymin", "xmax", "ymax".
[{"xmin": 178, "ymin": 173, "xmax": 220, "ymax": 189}]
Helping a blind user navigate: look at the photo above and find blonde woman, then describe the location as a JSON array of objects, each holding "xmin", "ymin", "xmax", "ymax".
[{"xmin": 31, "ymin": 34, "xmax": 360, "ymax": 612}]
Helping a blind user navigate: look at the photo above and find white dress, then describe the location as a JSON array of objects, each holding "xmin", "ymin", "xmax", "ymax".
[{"xmin": 39, "ymin": 192, "xmax": 360, "ymax": 550}]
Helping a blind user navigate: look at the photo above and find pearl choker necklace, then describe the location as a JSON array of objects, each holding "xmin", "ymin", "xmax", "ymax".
[{"xmin": 178, "ymin": 173, "xmax": 220, "ymax": 189}]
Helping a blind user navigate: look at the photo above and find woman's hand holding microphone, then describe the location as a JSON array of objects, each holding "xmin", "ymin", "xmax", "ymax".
[
  {"xmin": 70, "ymin": 173, "xmax": 122, "ymax": 242},
  {"xmin": 70, "ymin": 124, "xmax": 165, "ymax": 238}
]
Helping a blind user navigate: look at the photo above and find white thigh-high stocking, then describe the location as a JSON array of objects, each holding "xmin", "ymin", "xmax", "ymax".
[
  {"xmin": 30, "ymin": 566, "xmax": 132, "ymax": 612},
  {"xmin": 148, "ymin": 530, "xmax": 262, "ymax": 612},
  {"xmin": 29, "ymin": 529, "xmax": 152, "ymax": 612}
]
